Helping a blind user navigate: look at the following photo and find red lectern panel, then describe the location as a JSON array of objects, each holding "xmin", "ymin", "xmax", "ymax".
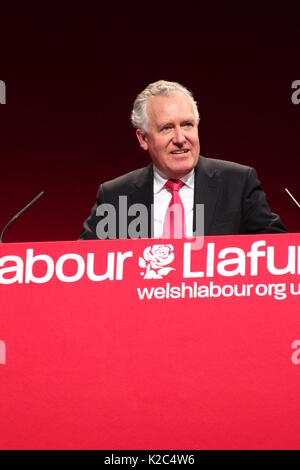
[{"xmin": 0, "ymin": 233, "xmax": 299, "ymax": 449}]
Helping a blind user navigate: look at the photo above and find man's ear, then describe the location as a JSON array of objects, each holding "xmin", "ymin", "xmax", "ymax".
[{"xmin": 136, "ymin": 128, "xmax": 148, "ymax": 151}]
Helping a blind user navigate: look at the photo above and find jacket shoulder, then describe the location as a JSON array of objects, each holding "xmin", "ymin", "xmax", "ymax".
[
  {"xmin": 199, "ymin": 155, "xmax": 253, "ymax": 177},
  {"xmin": 100, "ymin": 164, "xmax": 153, "ymax": 195}
]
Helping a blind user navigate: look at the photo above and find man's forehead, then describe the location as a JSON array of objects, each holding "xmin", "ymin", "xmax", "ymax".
[{"xmin": 147, "ymin": 92, "xmax": 195, "ymax": 122}]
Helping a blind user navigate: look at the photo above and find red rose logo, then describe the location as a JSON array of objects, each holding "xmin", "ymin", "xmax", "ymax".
[{"xmin": 139, "ymin": 244, "xmax": 175, "ymax": 279}]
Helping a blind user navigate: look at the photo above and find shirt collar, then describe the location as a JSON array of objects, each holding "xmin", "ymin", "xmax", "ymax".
[{"xmin": 153, "ymin": 165, "xmax": 194, "ymax": 194}]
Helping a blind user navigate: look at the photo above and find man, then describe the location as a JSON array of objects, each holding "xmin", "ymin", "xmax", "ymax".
[{"xmin": 79, "ymin": 80, "xmax": 286, "ymax": 240}]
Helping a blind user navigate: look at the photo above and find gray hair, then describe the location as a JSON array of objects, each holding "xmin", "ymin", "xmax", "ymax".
[{"xmin": 131, "ymin": 80, "xmax": 200, "ymax": 133}]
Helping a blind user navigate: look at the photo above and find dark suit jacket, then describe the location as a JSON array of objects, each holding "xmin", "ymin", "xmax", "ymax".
[{"xmin": 79, "ymin": 156, "xmax": 287, "ymax": 239}]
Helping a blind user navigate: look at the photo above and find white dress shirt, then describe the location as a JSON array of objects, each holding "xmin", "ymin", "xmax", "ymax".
[{"xmin": 153, "ymin": 166, "xmax": 195, "ymax": 238}]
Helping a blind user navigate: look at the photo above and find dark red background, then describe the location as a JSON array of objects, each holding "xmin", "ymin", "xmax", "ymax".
[{"xmin": 0, "ymin": 2, "xmax": 299, "ymax": 242}]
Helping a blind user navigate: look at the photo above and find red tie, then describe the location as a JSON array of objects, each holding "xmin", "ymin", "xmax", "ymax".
[{"xmin": 163, "ymin": 179, "xmax": 186, "ymax": 239}]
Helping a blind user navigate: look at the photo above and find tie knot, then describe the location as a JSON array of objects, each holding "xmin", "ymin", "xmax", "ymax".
[{"xmin": 165, "ymin": 179, "xmax": 184, "ymax": 192}]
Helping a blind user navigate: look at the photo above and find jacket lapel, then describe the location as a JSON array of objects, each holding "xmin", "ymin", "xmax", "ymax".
[
  {"xmin": 128, "ymin": 164, "xmax": 154, "ymax": 238},
  {"xmin": 193, "ymin": 156, "xmax": 220, "ymax": 235},
  {"xmin": 124, "ymin": 158, "xmax": 220, "ymax": 237}
]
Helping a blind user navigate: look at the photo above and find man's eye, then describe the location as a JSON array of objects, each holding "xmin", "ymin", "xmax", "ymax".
[
  {"xmin": 183, "ymin": 122, "xmax": 193, "ymax": 127},
  {"xmin": 162, "ymin": 126, "xmax": 171, "ymax": 131}
]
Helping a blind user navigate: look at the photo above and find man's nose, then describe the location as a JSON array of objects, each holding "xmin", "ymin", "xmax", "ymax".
[{"xmin": 172, "ymin": 127, "xmax": 186, "ymax": 145}]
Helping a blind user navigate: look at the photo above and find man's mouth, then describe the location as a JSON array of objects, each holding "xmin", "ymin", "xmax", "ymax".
[{"xmin": 170, "ymin": 149, "xmax": 189, "ymax": 155}]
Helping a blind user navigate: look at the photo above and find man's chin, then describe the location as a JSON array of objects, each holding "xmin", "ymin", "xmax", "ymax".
[{"xmin": 165, "ymin": 165, "xmax": 194, "ymax": 178}]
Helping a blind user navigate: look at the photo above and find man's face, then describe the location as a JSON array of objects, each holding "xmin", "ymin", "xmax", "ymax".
[{"xmin": 136, "ymin": 92, "xmax": 200, "ymax": 178}]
